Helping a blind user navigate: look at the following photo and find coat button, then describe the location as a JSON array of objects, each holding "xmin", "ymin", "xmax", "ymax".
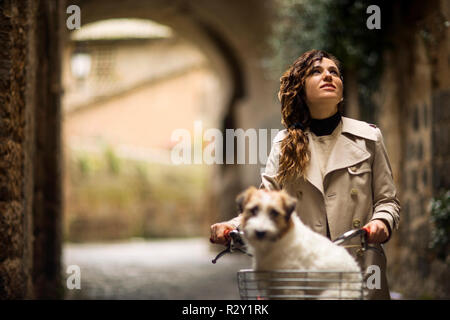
[
  {"xmin": 350, "ymin": 188, "xmax": 358, "ymax": 196},
  {"xmin": 297, "ymin": 191, "xmax": 303, "ymax": 199},
  {"xmin": 349, "ymin": 165, "xmax": 359, "ymax": 173},
  {"xmin": 353, "ymin": 219, "xmax": 361, "ymax": 228}
]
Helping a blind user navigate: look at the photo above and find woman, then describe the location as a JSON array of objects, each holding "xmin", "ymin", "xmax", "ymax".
[{"xmin": 210, "ymin": 50, "xmax": 400, "ymax": 299}]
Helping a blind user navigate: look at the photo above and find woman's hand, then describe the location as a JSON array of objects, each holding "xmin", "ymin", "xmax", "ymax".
[
  {"xmin": 363, "ymin": 219, "xmax": 390, "ymax": 244},
  {"xmin": 210, "ymin": 222, "xmax": 235, "ymax": 245}
]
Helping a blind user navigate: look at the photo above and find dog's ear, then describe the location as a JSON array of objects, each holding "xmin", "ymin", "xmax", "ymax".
[
  {"xmin": 281, "ymin": 191, "xmax": 297, "ymax": 220},
  {"xmin": 236, "ymin": 186, "xmax": 257, "ymax": 213}
]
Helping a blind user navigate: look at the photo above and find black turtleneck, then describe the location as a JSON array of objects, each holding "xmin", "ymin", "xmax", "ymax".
[{"xmin": 310, "ymin": 112, "xmax": 342, "ymax": 136}]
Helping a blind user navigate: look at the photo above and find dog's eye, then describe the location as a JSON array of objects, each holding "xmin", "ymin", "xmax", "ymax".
[
  {"xmin": 250, "ymin": 206, "xmax": 259, "ymax": 216},
  {"xmin": 270, "ymin": 209, "xmax": 280, "ymax": 218}
]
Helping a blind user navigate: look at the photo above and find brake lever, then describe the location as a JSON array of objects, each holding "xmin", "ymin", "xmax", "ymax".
[
  {"xmin": 212, "ymin": 246, "xmax": 231, "ymax": 264},
  {"xmin": 211, "ymin": 229, "xmax": 251, "ymax": 264}
]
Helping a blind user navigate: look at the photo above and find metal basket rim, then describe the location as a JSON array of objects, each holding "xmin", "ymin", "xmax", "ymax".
[{"xmin": 238, "ymin": 269, "xmax": 364, "ymax": 273}]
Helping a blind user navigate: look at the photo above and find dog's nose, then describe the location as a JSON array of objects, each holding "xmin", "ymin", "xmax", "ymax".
[{"xmin": 255, "ymin": 230, "xmax": 266, "ymax": 239}]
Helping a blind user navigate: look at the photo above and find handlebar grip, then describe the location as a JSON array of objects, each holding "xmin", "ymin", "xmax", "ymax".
[
  {"xmin": 210, "ymin": 227, "xmax": 233, "ymax": 244},
  {"xmin": 362, "ymin": 226, "xmax": 371, "ymax": 236}
]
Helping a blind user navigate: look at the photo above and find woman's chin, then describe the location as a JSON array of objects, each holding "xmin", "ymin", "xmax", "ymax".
[{"xmin": 308, "ymin": 96, "xmax": 341, "ymax": 106}]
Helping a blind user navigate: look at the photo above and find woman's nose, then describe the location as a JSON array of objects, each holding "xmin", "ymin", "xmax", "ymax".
[{"xmin": 323, "ymin": 71, "xmax": 332, "ymax": 80}]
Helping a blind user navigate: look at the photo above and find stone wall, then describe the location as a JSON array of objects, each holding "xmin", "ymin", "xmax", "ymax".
[
  {"xmin": 0, "ymin": 0, "xmax": 65, "ymax": 299},
  {"xmin": 0, "ymin": 0, "xmax": 33, "ymax": 299},
  {"xmin": 432, "ymin": 90, "xmax": 450, "ymax": 192},
  {"xmin": 377, "ymin": 0, "xmax": 450, "ymax": 298}
]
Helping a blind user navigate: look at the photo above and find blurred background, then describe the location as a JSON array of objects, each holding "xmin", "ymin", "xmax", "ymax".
[
  {"xmin": 0, "ymin": 0, "xmax": 448, "ymax": 300},
  {"xmin": 62, "ymin": 18, "xmax": 217, "ymax": 242}
]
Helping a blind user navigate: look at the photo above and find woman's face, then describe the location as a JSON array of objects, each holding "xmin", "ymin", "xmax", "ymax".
[{"xmin": 304, "ymin": 57, "xmax": 343, "ymax": 109}]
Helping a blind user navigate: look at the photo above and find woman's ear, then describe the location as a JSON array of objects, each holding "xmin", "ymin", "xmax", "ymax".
[{"xmin": 277, "ymin": 90, "xmax": 282, "ymax": 102}]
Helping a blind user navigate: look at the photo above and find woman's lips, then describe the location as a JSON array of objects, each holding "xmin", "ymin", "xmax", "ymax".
[{"xmin": 320, "ymin": 84, "xmax": 336, "ymax": 90}]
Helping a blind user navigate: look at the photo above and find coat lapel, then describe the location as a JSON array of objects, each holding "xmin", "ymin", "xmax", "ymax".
[
  {"xmin": 304, "ymin": 133, "xmax": 324, "ymax": 194},
  {"xmin": 324, "ymin": 133, "xmax": 371, "ymax": 178},
  {"xmin": 304, "ymin": 117, "xmax": 373, "ymax": 196}
]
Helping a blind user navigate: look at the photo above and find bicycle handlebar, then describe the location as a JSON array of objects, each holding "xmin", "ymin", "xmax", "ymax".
[
  {"xmin": 212, "ymin": 227, "xmax": 372, "ymax": 264},
  {"xmin": 332, "ymin": 227, "xmax": 371, "ymax": 249}
]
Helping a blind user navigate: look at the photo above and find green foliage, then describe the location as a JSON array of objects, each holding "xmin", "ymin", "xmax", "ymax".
[
  {"xmin": 429, "ymin": 191, "xmax": 450, "ymax": 261},
  {"xmin": 267, "ymin": 0, "xmax": 393, "ymax": 122},
  {"xmin": 104, "ymin": 147, "xmax": 121, "ymax": 175},
  {"xmin": 78, "ymin": 155, "xmax": 91, "ymax": 176},
  {"xmin": 77, "ymin": 152, "xmax": 101, "ymax": 177}
]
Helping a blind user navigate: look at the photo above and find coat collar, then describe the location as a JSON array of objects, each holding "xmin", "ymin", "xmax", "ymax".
[
  {"xmin": 341, "ymin": 116, "xmax": 378, "ymax": 141},
  {"xmin": 304, "ymin": 117, "xmax": 375, "ymax": 195}
]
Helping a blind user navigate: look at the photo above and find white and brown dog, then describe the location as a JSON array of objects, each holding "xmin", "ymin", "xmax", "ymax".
[{"xmin": 237, "ymin": 186, "xmax": 363, "ymax": 299}]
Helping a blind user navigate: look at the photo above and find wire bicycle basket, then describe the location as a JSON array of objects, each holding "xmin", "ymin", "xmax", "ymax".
[
  {"xmin": 237, "ymin": 269, "xmax": 366, "ymax": 300},
  {"xmin": 212, "ymin": 227, "xmax": 372, "ymax": 299}
]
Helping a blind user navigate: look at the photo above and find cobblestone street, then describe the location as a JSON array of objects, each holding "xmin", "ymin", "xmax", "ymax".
[{"xmin": 63, "ymin": 238, "xmax": 251, "ymax": 300}]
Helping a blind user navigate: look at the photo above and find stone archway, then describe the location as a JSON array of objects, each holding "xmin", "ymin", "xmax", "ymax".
[
  {"xmin": 72, "ymin": 0, "xmax": 281, "ymax": 222},
  {"xmin": 72, "ymin": 0, "xmax": 247, "ymax": 224}
]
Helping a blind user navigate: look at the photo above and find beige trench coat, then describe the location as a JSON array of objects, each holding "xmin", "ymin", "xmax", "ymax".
[{"xmin": 229, "ymin": 116, "xmax": 400, "ymax": 299}]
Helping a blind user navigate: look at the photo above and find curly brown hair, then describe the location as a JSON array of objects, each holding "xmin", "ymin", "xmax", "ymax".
[{"xmin": 276, "ymin": 50, "xmax": 344, "ymax": 186}]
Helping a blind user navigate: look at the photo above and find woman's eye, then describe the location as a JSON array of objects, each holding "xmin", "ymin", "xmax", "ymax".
[{"xmin": 312, "ymin": 69, "xmax": 321, "ymax": 74}]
